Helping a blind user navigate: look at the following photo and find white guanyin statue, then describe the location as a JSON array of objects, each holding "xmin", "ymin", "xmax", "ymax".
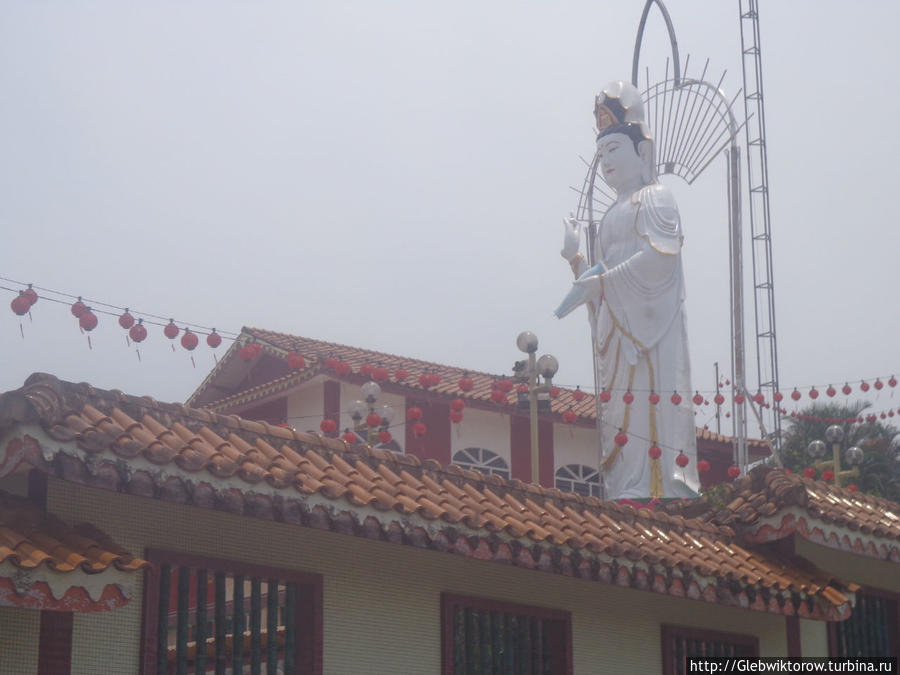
[{"xmin": 556, "ymin": 81, "xmax": 699, "ymax": 499}]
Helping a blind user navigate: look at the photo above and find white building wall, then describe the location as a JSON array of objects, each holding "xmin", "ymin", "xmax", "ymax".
[
  {"xmin": 553, "ymin": 423, "xmax": 599, "ymax": 473},
  {"xmin": 450, "ymin": 406, "xmax": 511, "ymax": 468},
  {"xmin": 286, "ymin": 376, "xmax": 325, "ymax": 434}
]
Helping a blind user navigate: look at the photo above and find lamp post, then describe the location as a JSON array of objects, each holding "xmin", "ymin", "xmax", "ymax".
[
  {"xmin": 348, "ymin": 381, "xmax": 395, "ymax": 445},
  {"xmin": 515, "ymin": 331, "xmax": 559, "ymax": 484},
  {"xmin": 806, "ymin": 424, "xmax": 863, "ymax": 488}
]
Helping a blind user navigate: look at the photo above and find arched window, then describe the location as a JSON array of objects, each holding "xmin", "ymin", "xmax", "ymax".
[
  {"xmin": 555, "ymin": 464, "xmax": 601, "ymax": 498},
  {"xmin": 452, "ymin": 447, "xmax": 509, "ymax": 480}
]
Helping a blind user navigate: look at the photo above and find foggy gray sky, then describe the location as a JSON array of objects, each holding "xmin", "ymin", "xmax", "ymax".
[{"xmin": 2, "ymin": 1, "xmax": 899, "ymax": 436}]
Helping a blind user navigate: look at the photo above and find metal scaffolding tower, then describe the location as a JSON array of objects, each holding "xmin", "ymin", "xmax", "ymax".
[{"xmin": 738, "ymin": 0, "xmax": 781, "ymax": 449}]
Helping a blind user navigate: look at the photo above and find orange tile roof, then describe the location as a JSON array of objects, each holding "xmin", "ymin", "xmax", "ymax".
[
  {"xmin": 188, "ymin": 328, "xmax": 768, "ymax": 450},
  {"xmin": 0, "ymin": 490, "xmax": 147, "ymax": 575},
  {"xmin": 0, "ymin": 373, "xmax": 854, "ymax": 620},
  {"xmin": 665, "ymin": 467, "xmax": 900, "ymax": 561}
]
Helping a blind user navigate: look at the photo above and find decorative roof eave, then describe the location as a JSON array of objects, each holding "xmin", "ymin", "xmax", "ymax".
[
  {"xmin": 738, "ymin": 508, "xmax": 900, "ymax": 564},
  {"xmin": 0, "ymin": 486, "xmax": 149, "ymax": 613},
  {"xmin": 2, "ymin": 428, "xmax": 851, "ymax": 622},
  {"xmin": 0, "ymin": 559, "xmax": 139, "ymax": 612}
]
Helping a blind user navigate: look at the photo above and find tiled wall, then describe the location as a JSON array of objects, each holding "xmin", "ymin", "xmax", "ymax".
[{"xmin": 44, "ymin": 478, "xmax": 796, "ymax": 674}]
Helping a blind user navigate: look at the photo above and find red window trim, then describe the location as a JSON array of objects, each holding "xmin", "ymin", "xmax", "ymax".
[
  {"xmin": 661, "ymin": 624, "xmax": 759, "ymax": 675},
  {"xmin": 140, "ymin": 549, "xmax": 322, "ymax": 675},
  {"xmin": 440, "ymin": 592, "xmax": 573, "ymax": 675}
]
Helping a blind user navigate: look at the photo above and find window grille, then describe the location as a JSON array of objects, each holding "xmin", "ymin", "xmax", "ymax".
[
  {"xmin": 661, "ymin": 625, "xmax": 758, "ymax": 675},
  {"xmin": 830, "ymin": 591, "xmax": 899, "ymax": 658},
  {"xmin": 142, "ymin": 551, "xmax": 322, "ymax": 675},
  {"xmin": 554, "ymin": 464, "xmax": 601, "ymax": 498},
  {"xmin": 441, "ymin": 594, "xmax": 571, "ymax": 675},
  {"xmin": 452, "ymin": 448, "xmax": 510, "ymax": 480}
]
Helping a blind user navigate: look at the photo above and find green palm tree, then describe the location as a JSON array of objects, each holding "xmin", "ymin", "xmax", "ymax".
[{"xmin": 780, "ymin": 401, "xmax": 900, "ymax": 502}]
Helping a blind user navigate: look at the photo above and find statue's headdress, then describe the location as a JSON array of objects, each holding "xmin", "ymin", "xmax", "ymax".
[{"xmin": 594, "ymin": 81, "xmax": 652, "ymax": 144}]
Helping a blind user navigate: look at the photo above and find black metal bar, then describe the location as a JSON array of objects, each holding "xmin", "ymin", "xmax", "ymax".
[
  {"xmin": 266, "ymin": 579, "xmax": 278, "ymax": 675},
  {"xmin": 195, "ymin": 569, "xmax": 207, "ymax": 675},
  {"xmin": 215, "ymin": 572, "xmax": 227, "ymax": 675},
  {"xmin": 233, "ymin": 575, "xmax": 245, "ymax": 670},
  {"xmin": 176, "ymin": 566, "xmax": 190, "ymax": 675},
  {"xmin": 250, "ymin": 577, "xmax": 262, "ymax": 674},
  {"xmin": 284, "ymin": 582, "xmax": 296, "ymax": 675},
  {"xmin": 157, "ymin": 564, "xmax": 171, "ymax": 675}
]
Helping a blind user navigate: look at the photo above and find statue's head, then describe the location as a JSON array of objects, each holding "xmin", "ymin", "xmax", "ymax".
[{"xmin": 594, "ymin": 81, "xmax": 655, "ymax": 187}]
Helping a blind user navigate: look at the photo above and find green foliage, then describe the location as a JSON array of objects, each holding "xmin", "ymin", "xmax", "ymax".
[{"xmin": 780, "ymin": 401, "xmax": 900, "ymax": 502}]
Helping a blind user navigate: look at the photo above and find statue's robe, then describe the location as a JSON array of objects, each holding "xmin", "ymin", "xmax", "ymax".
[{"xmin": 577, "ymin": 183, "xmax": 699, "ymax": 499}]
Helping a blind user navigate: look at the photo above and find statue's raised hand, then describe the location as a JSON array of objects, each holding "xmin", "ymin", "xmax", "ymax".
[{"xmin": 560, "ymin": 213, "xmax": 581, "ymax": 261}]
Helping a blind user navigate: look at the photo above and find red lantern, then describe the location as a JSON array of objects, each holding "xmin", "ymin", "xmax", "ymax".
[
  {"xmin": 623, "ymin": 391, "xmax": 634, "ymax": 404},
  {"xmin": 373, "ymin": 366, "xmax": 389, "ymax": 381},
  {"xmin": 649, "ymin": 392, "xmax": 660, "ymax": 405},
  {"xmin": 239, "ymin": 344, "xmax": 258, "ymax": 361},
  {"xmin": 734, "ymin": 392, "xmax": 746, "ymax": 404},
  {"xmin": 412, "ymin": 422, "xmax": 427, "ymax": 437},
  {"xmin": 783, "ymin": 468, "xmax": 792, "ymax": 475},
  {"xmin": 841, "ymin": 383, "xmax": 852, "ymax": 395},
  {"xmin": 118, "ymin": 310, "xmax": 134, "ymax": 329},
  {"xmin": 490, "ymin": 389, "xmax": 508, "ymax": 405},
  {"xmin": 418, "ymin": 372, "xmax": 431, "ymax": 387},
  {"xmin": 320, "ymin": 419, "xmax": 337, "ymax": 434},
  {"xmin": 675, "ymin": 453, "xmax": 689, "ymax": 468},
  {"xmin": 875, "ymin": 379, "xmax": 885, "ymax": 391},
  {"xmin": 822, "ymin": 469, "xmax": 834, "ymax": 481},
  {"xmin": 341, "ymin": 431, "xmax": 357, "ymax": 444},
  {"xmin": 773, "ymin": 391, "xmax": 783, "ymax": 402},
  {"xmin": 572, "ymin": 386, "xmax": 586, "ymax": 402},
  {"xmin": 22, "ymin": 286, "xmax": 37, "ymax": 307},
  {"xmin": 406, "ymin": 407, "xmax": 423, "ymax": 421},
  {"xmin": 671, "ymin": 392, "xmax": 682, "ymax": 406},
  {"xmin": 70, "ymin": 298, "xmax": 87, "ymax": 318},
  {"xmin": 287, "ymin": 352, "xmax": 306, "ymax": 370},
  {"xmin": 847, "ymin": 484, "xmax": 858, "ymax": 493},
  {"xmin": 79, "ymin": 309, "xmax": 98, "ymax": 332},
  {"xmin": 360, "ymin": 363, "xmax": 374, "ymax": 377},
  {"xmin": 335, "ymin": 361, "xmax": 351, "ymax": 376},
  {"xmin": 697, "ymin": 459, "xmax": 710, "ymax": 473},
  {"xmin": 727, "ymin": 465, "xmax": 741, "ymax": 479},
  {"xmin": 890, "ymin": 376, "xmax": 898, "ymax": 388},
  {"xmin": 808, "ymin": 387, "xmax": 820, "ymax": 399},
  {"xmin": 598, "ymin": 389, "xmax": 611, "ymax": 403},
  {"xmin": 458, "ymin": 375, "xmax": 474, "ymax": 391},
  {"xmin": 517, "ymin": 384, "xmax": 529, "ymax": 394},
  {"xmin": 450, "ymin": 398, "xmax": 466, "ymax": 412},
  {"xmin": 614, "ymin": 431, "xmax": 628, "ymax": 447},
  {"xmin": 10, "ymin": 293, "xmax": 30, "ymax": 316},
  {"xmin": 860, "ymin": 381, "xmax": 870, "ymax": 392},
  {"xmin": 325, "ymin": 356, "xmax": 338, "ymax": 370},
  {"xmin": 181, "ymin": 330, "xmax": 199, "ymax": 351},
  {"xmin": 129, "ymin": 319, "xmax": 147, "ymax": 343},
  {"xmin": 791, "ymin": 389, "xmax": 801, "ymax": 401},
  {"xmin": 395, "ymin": 368, "xmax": 408, "ymax": 381},
  {"xmin": 692, "ymin": 392, "xmax": 704, "ymax": 406},
  {"xmin": 803, "ymin": 467, "xmax": 816, "ymax": 479},
  {"xmin": 562, "ymin": 409, "xmax": 577, "ymax": 423},
  {"xmin": 648, "ymin": 445, "xmax": 662, "ymax": 459},
  {"xmin": 431, "ymin": 373, "xmax": 442, "ymax": 386},
  {"xmin": 366, "ymin": 412, "xmax": 381, "ymax": 427},
  {"xmin": 826, "ymin": 385, "xmax": 836, "ymax": 398},
  {"xmin": 378, "ymin": 430, "xmax": 392, "ymax": 444},
  {"xmin": 497, "ymin": 379, "xmax": 514, "ymax": 393},
  {"xmin": 714, "ymin": 393, "xmax": 725, "ymax": 405},
  {"xmin": 449, "ymin": 410, "xmax": 463, "ymax": 424},
  {"xmin": 550, "ymin": 386, "xmax": 561, "ymax": 398}
]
